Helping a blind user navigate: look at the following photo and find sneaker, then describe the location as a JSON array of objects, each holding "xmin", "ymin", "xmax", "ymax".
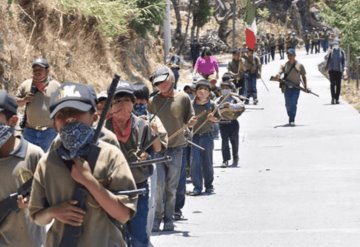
[
  {"xmin": 231, "ymin": 159, "xmax": 239, "ymax": 167},
  {"xmin": 331, "ymin": 99, "xmax": 335, "ymax": 104},
  {"xmin": 173, "ymin": 211, "xmax": 184, "ymax": 221},
  {"xmin": 289, "ymin": 122, "xmax": 295, "ymax": 127},
  {"xmin": 190, "ymin": 189, "xmax": 201, "ymax": 196},
  {"xmin": 152, "ymin": 219, "xmax": 161, "ymax": 232},
  {"xmin": 205, "ymin": 187, "xmax": 214, "ymax": 194},
  {"xmin": 253, "ymin": 99, "xmax": 258, "ymax": 105},
  {"xmin": 221, "ymin": 161, "xmax": 229, "ymax": 168},
  {"xmin": 163, "ymin": 221, "xmax": 174, "ymax": 231}
]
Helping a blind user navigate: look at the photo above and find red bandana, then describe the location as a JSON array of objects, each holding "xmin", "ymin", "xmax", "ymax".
[{"xmin": 112, "ymin": 118, "xmax": 132, "ymax": 143}]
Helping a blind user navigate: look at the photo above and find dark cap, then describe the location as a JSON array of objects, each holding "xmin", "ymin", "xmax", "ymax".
[
  {"xmin": 32, "ymin": 58, "xmax": 49, "ymax": 68},
  {"xmin": 49, "ymin": 82, "xmax": 97, "ymax": 119},
  {"xmin": 287, "ymin": 48, "xmax": 296, "ymax": 56},
  {"xmin": 231, "ymin": 48, "xmax": 241, "ymax": 54},
  {"xmin": 114, "ymin": 81, "xmax": 134, "ymax": 96},
  {"xmin": 195, "ymin": 79, "xmax": 211, "ymax": 90},
  {"xmin": 150, "ymin": 66, "xmax": 173, "ymax": 86},
  {"xmin": 220, "ymin": 80, "xmax": 235, "ymax": 89},
  {"xmin": 0, "ymin": 90, "xmax": 17, "ymax": 115},
  {"xmin": 222, "ymin": 73, "xmax": 234, "ymax": 82},
  {"xmin": 133, "ymin": 82, "xmax": 150, "ymax": 100}
]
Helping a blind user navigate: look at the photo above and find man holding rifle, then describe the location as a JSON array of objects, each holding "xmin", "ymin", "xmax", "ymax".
[
  {"xmin": 28, "ymin": 82, "xmax": 137, "ymax": 247},
  {"xmin": 148, "ymin": 66, "xmax": 196, "ymax": 232},
  {"xmin": 106, "ymin": 81, "xmax": 163, "ymax": 247},
  {"xmin": 273, "ymin": 48, "xmax": 308, "ymax": 126},
  {"xmin": 0, "ymin": 90, "xmax": 45, "ymax": 247}
]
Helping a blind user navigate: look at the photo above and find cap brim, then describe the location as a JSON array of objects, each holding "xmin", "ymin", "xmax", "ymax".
[
  {"xmin": 50, "ymin": 101, "xmax": 92, "ymax": 119},
  {"xmin": 153, "ymin": 74, "xmax": 169, "ymax": 85},
  {"xmin": 114, "ymin": 89, "xmax": 134, "ymax": 96},
  {"xmin": 32, "ymin": 63, "xmax": 48, "ymax": 68}
]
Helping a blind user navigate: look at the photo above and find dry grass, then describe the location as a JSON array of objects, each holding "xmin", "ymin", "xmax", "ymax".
[{"xmin": 342, "ymin": 80, "xmax": 360, "ymax": 112}]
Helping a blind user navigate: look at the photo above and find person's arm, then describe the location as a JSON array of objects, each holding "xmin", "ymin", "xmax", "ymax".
[{"xmin": 70, "ymin": 158, "xmax": 132, "ymax": 224}]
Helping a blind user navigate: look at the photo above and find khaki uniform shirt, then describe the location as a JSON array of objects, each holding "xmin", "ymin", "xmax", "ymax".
[
  {"xmin": 227, "ymin": 59, "xmax": 245, "ymax": 81},
  {"xmin": 192, "ymin": 100, "xmax": 215, "ymax": 135},
  {"xmin": 28, "ymin": 141, "xmax": 137, "ymax": 247},
  {"xmin": 278, "ymin": 61, "xmax": 306, "ymax": 86},
  {"xmin": 148, "ymin": 91, "xmax": 194, "ymax": 148},
  {"xmin": 0, "ymin": 136, "xmax": 45, "ymax": 247},
  {"xmin": 16, "ymin": 78, "xmax": 61, "ymax": 128},
  {"xmin": 106, "ymin": 115, "xmax": 155, "ymax": 184}
]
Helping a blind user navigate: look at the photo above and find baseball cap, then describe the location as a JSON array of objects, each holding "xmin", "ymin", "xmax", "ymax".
[
  {"xmin": 150, "ymin": 66, "xmax": 173, "ymax": 86},
  {"xmin": 32, "ymin": 58, "xmax": 49, "ymax": 68},
  {"xmin": 287, "ymin": 48, "xmax": 296, "ymax": 56},
  {"xmin": 96, "ymin": 90, "xmax": 108, "ymax": 102},
  {"xmin": 49, "ymin": 82, "xmax": 97, "ymax": 119},
  {"xmin": 195, "ymin": 79, "xmax": 210, "ymax": 90},
  {"xmin": 114, "ymin": 81, "xmax": 134, "ymax": 96},
  {"xmin": 222, "ymin": 73, "xmax": 233, "ymax": 82},
  {"xmin": 0, "ymin": 90, "xmax": 17, "ymax": 115}
]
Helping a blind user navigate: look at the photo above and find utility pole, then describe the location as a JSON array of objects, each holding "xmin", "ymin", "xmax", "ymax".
[
  {"xmin": 232, "ymin": 0, "xmax": 236, "ymax": 49},
  {"xmin": 163, "ymin": 0, "xmax": 172, "ymax": 63}
]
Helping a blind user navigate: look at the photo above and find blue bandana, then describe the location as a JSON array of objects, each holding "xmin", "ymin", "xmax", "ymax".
[
  {"xmin": 0, "ymin": 123, "xmax": 14, "ymax": 148},
  {"xmin": 57, "ymin": 122, "xmax": 94, "ymax": 160},
  {"xmin": 133, "ymin": 103, "xmax": 147, "ymax": 116}
]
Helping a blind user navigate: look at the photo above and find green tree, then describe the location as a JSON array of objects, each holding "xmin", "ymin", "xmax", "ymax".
[
  {"xmin": 319, "ymin": 0, "xmax": 360, "ymax": 56},
  {"xmin": 129, "ymin": 0, "xmax": 166, "ymax": 37},
  {"xmin": 192, "ymin": 0, "xmax": 212, "ymax": 39}
]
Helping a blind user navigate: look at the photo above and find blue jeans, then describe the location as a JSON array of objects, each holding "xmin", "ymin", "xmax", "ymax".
[
  {"xmin": 246, "ymin": 72, "xmax": 257, "ymax": 100},
  {"xmin": 284, "ymin": 87, "xmax": 300, "ymax": 123},
  {"xmin": 175, "ymin": 146, "xmax": 188, "ymax": 214},
  {"xmin": 219, "ymin": 120, "xmax": 239, "ymax": 162},
  {"xmin": 155, "ymin": 147, "xmax": 183, "ymax": 223},
  {"xmin": 128, "ymin": 182, "xmax": 149, "ymax": 247},
  {"xmin": 191, "ymin": 133, "xmax": 214, "ymax": 192},
  {"xmin": 23, "ymin": 127, "xmax": 57, "ymax": 152}
]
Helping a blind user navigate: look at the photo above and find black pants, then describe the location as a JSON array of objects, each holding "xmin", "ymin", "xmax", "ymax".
[
  {"xmin": 219, "ymin": 120, "xmax": 239, "ymax": 162},
  {"xmin": 329, "ymin": 70, "xmax": 342, "ymax": 101}
]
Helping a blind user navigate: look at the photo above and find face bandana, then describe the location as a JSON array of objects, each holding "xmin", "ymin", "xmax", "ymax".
[
  {"xmin": 133, "ymin": 103, "xmax": 147, "ymax": 116},
  {"xmin": 57, "ymin": 122, "xmax": 94, "ymax": 160},
  {"xmin": 0, "ymin": 123, "xmax": 14, "ymax": 148}
]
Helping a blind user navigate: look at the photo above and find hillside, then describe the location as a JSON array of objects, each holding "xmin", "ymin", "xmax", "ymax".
[{"xmin": 0, "ymin": 1, "xmax": 164, "ymax": 93}]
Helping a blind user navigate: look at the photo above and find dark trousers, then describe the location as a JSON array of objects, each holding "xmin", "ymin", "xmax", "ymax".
[
  {"xmin": 270, "ymin": 47, "xmax": 275, "ymax": 61},
  {"xmin": 175, "ymin": 146, "xmax": 189, "ymax": 214},
  {"xmin": 279, "ymin": 45, "xmax": 284, "ymax": 59},
  {"xmin": 329, "ymin": 70, "xmax": 342, "ymax": 101},
  {"xmin": 219, "ymin": 120, "xmax": 239, "ymax": 162},
  {"xmin": 284, "ymin": 87, "xmax": 300, "ymax": 123}
]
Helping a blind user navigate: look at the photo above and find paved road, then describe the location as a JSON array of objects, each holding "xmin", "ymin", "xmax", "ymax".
[{"xmin": 151, "ymin": 50, "xmax": 360, "ymax": 247}]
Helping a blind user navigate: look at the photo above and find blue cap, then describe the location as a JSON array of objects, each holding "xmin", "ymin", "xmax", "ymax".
[
  {"xmin": 49, "ymin": 82, "xmax": 97, "ymax": 119},
  {"xmin": 287, "ymin": 48, "xmax": 296, "ymax": 56}
]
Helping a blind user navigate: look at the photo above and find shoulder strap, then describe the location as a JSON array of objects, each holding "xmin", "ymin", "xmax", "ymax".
[{"xmin": 283, "ymin": 62, "xmax": 296, "ymax": 80}]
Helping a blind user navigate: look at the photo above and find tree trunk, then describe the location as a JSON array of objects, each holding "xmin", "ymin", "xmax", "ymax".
[
  {"xmin": 179, "ymin": 0, "xmax": 193, "ymax": 54},
  {"xmin": 171, "ymin": 0, "xmax": 182, "ymax": 40}
]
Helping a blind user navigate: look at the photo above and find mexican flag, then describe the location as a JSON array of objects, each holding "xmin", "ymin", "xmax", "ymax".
[{"xmin": 245, "ymin": 0, "xmax": 257, "ymax": 50}]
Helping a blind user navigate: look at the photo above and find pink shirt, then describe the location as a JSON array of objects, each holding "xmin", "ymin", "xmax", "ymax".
[{"xmin": 195, "ymin": 56, "xmax": 219, "ymax": 76}]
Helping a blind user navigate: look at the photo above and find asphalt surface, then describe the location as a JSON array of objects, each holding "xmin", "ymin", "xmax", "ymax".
[{"xmin": 151, "ymin": 50, "xmax": 360, "ymax": 247}]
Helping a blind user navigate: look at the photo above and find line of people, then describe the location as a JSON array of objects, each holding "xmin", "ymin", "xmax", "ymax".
[{"xmin": 0, "ymin": 35, "xmax": 347, "ymax": 246}]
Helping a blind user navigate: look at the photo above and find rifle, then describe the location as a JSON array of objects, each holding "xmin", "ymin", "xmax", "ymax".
[
  {"xmin": 0, "ymin": 178, "xmax": 33, "ymax": 225},
  {"xmin": 59, "ymin": 75, "xmax": 121, "ymax": 247},
  {"xmin": 129, "ymin": 155, "xmax": 172, "ymax": 168},
  {"xmin": 191, "ymin": 93, "xmax": 232, "ymax": 136},
  {"xmin": 269, "ymin": 76, "xmax": 319, "ymax": 97},
  {"xmin": 168, "ymin": 110, "xmax": 208, "ymax": 142}
]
